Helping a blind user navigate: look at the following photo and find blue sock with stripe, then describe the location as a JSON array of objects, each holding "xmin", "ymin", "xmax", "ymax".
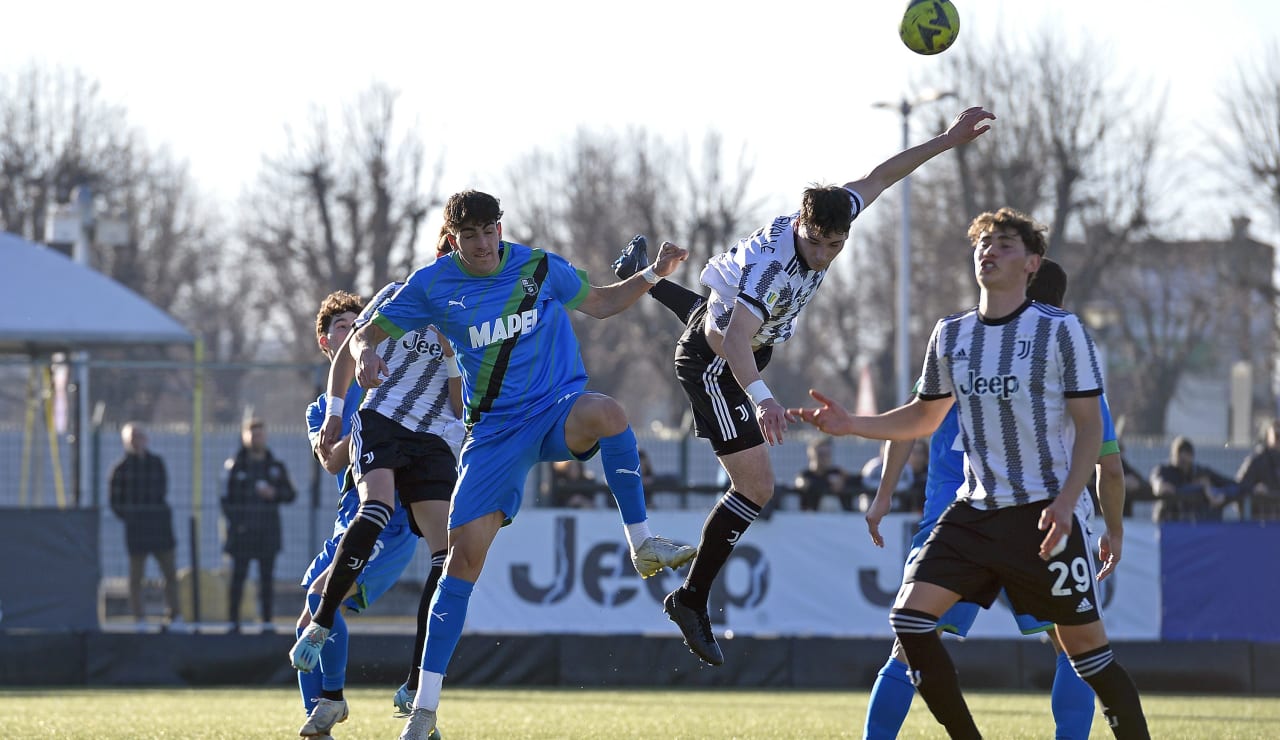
[
  {"xmin": 598, "ymin": 426, "xmax": 646, "ymax": 525},
  {"xmin": 1052, "ymin": 648, "xmax": 1095, "ymax": 739},
  {"xmin": 296, "ymin": 616, "xmax": 323, "ymax": 715},
  {"xmin": 864, "ymin": 655, "xmax": 916, "ymax": 739},
  {"xmin": 421, "ymin": 575, "xmax": 474, "ymax": 674}
]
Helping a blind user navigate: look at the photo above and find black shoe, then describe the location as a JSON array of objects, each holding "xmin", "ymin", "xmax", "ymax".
[
  {"xmin": 612, "ymin": 234, "xmax": 650, "ymax": 279},
  {"xmin": 663, "ymin": 589, "xmax": 723, "ymax": 666}
]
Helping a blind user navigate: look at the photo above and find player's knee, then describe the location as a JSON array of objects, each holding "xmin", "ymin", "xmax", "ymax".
[{"xmin": 582, "ymin": 394, "xmax": 628, "ymax": 436}]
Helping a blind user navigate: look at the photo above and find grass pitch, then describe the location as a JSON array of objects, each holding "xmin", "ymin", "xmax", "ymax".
[{"xmin": 5, "ymin": 686, "xmax": 1279, "ymax": 738}]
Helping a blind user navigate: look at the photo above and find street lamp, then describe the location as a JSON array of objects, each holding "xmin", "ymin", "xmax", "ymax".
[{"xmin": 873, "ymin": 89, "xmax": 956, "ymax": 405}]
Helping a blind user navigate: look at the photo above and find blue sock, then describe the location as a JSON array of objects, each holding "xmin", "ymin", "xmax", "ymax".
[
  {"xmin": 598, "ymin": 426, "xmax": 646, "ymax": 525},
  {"xmin": 864, "ymin": 656, "xmax": 916, "ymax": 740},
  {"xmin": 307, "ymin": 592, "xmax": 348, "ymax": 692},
  {"xmin": 1052, "ymin": 649, "xmax": 1095, "ymax": 739},
  {"xmin": 296, "ymin": 618, "xmax": 323, "ymax": 715},
  {"xmin": 421, "ymin": 575, "xmax": 474, "ymax": 674}
]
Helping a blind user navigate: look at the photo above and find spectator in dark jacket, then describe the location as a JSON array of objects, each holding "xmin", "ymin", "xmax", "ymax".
[
  {"xmin": 1236, "ymin": 419, "xmax": 1280, "ymax": 520},
  {"xmin": 1149, "ymin": 436, "xmax": 1239, "ymax": 523},
  {"xmin": 222, "ymin": 417, "xmax": 296, "ymax": 631},
  {"xmin": 109, "ymin": 422, "xmax": 180, "ymax": 627}
]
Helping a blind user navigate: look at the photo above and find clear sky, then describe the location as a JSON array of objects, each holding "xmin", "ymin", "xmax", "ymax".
[{"xmin": 2, "ymin": 0, "xmax": 1277, "ymax": 239}]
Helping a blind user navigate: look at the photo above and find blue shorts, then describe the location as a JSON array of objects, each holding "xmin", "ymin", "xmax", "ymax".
[
  {"xmin": 906, "ymin": 523, "xmax": 1052, "ymax": 637},
  {"xmin": 449, "ymin": 391, "xmax": 596, "ymax": 529},
  {"xmin": 301, "ymin": 519, "xmax": 418, "ymax": 613}
]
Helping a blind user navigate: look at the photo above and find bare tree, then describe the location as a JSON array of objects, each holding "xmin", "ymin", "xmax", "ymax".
[
  {"xmin": 1217, "ymin": 45, "xmax": 1280, "ymax": 230},
  {"xmin": 503, "ymin": 127, "xmax": 761, "ymax": 425},
  {"xmin": 238, "ymin": 83, "xmax": 441, "ymax": 363},
  {"xmin": 0, "ymin": 64, "xmax": 235, "ymax": 424}
]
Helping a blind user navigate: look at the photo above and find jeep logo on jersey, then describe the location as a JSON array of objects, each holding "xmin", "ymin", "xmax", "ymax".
[
  {"xmin": 957, "ymin": 369, "xmax": 1021, "ymax": 399},
  {"xmin": 400, "ymin": 331, "xmax": 444, "ymax": 358},
  {"xmin": 468, "ymin": 308, "xmax": 539, "ymax": 348},
  {"xmin": 520, "ymin": 276, "xmax": 539, "ymax": 296}
]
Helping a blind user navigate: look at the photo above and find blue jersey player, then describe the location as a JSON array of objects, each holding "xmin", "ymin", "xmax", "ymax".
[
  {"xmin": 320, "ymin": 190, "xmax": 698, "ymax": 740},
  {"xmin": 294, "ymin": 291, "xmax": 448, "ymax": 740}
]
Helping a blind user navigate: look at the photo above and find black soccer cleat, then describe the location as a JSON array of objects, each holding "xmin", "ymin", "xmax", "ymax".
[
  {"xmin": 663, "ymin": 588, "xmax": 724, "ymax": 666},
  {"xmin": 612, "ymin": 234, "xmax": 650, "ymax": 280}
]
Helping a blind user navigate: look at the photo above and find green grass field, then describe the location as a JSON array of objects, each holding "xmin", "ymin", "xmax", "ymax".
[{"xmin": 5, "ymin": 686, "xmax": 1279, "ymax": 738}]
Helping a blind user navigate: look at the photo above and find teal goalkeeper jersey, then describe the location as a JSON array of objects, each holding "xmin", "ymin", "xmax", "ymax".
[{"xmin": 371, "ymin": 241, "xmax": 591, "ymax": 432}]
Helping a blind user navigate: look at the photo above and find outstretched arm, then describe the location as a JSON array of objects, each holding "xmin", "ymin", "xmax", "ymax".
[
  {"xmin": 575, "ymin": 241, "xmax": 688, "ymax": 318},
  {"xmin": 790, "ymin": 389, "xmax": 953, "ymax": 441},
  {"xmin": 846, "ymin": 106, "xmax": 995, "ymax": 208}
]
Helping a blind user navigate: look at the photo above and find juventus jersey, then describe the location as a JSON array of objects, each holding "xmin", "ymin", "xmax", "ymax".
[
  {"xmin": 354, "ymin": 282, "xmax": 458, "ymax": 437},
  {"xmin": 918, "ymin": 300, "xmax": 1103, "ymax": 509},
  {"xmin": 699, "ymin": 187, "xmax": 864, "ymax": 345}
]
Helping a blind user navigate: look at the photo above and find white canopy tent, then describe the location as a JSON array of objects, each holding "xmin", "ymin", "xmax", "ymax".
[{"xmin": 1, "ymin": 231, "xmax": 193, "ymax": 506}]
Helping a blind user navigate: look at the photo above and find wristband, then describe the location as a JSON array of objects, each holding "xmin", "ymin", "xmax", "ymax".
[
  {"xmin": 744, "ymin": 379, "xmax": 773, "ymax": 406},
  {"xmin": 444, "ymin": 353, "xmax": 461, "ymax": 378},
  {"xmin": 640, "ymin": 265, "xmax": 663, "ymax": 285},
  {"xmin": 325, "ymin": 394, "xmax": 345, "ymax": 418}
]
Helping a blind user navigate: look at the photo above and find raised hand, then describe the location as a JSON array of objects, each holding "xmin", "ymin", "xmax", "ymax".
[
  {"xmin": 651, "ymin": 240, "xmax": 689, "ymax": 279},
  {"xmin": 945, "ymin": 106, "xmax": 997, "ymax": 145}
]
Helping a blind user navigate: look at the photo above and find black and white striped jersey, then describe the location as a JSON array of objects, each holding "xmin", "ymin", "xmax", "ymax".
[
  {"xmin": 698, "ymin": 187, "xmax": 864, "ymax": 346},
  {"xmin": 918, "ymin": 300, "xmax": 1104, "ymax": 509},
  {"xmin": 354, "ymin": 282, "xmax": 458, "ymax": 437}
]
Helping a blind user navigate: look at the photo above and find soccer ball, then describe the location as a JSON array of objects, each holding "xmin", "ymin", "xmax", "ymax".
[{"xmin": 899, "ymin": 0, "xmax": 960, "ymax": 55}]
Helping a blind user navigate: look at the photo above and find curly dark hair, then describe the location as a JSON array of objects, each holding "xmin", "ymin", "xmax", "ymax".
[
  {"xmin": 443, "ymin": 190, "xmax": 503, "ymax": 233},
  {"xmin": 798, "ymin": 184, "xmax": 854, "ymax": 237},
  {"xmin": 966, "ymin": 207, "xmax": 1048, "ymax": 256},
  {"xmin": 314, "ymin": 290, "xmax": 364, "ymax": 349}
]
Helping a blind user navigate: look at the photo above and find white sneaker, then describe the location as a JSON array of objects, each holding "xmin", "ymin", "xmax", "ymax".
[
  {"xmin": 299, "ymin": 697, "xmax": 348, "ymax": 736},
  {"xmin": 398, "ymin": 706, "xmax": 439, "ymax": 740},
  {"xmin": 631, "ymin": 535, "xmax": 697, "ymax": 578}
]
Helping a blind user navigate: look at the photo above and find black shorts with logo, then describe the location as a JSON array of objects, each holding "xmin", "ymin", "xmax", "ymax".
[
  {"xmin": 350, "ymin": 409, "xmax": 457, "ymax": 508},
  {"xmin": 673, "ymin": 304, "xmax": 773, "ymax": 457},
  {"xmin": 905, "ymin": 499, "xmax": 1102, "ymax": 626}
]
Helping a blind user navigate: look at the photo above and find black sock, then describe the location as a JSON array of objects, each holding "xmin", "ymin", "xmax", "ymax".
[
  {"xmin": 891, "ymin": 608, "xmax": 981, "ymax": 740},
  {"xmin": 321, "ymin": 688, "xmax": 344, "ymax": 701},
  {"xmin": 1071, "ymin": 644, "xmax": 1150, "ymax": 739},
  {"xmin": 313, "ymin": 500, "xmax": 393, "ymax": 629},
  {"xmin": 648, "ymin": 281, "xmax": 705, "ymax": 326},
  {"xmin": 680, "ymin": 490, "xmax": 760, "ymax": 609},
  {"xmin": 408, "ymin": 549, "xmax": 447, "ymax": 690}
]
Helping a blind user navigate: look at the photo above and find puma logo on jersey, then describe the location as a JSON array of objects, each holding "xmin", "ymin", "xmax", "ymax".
[
  {"xmin": 468, "ymin": 308, "xmax": 539, "ymax": 348},
  {"xmin": 448, "ymin": 296, "xmax": 468, "ymax": 308},
  {"xmin": 957, "ymin": 369, "xmax": 1020, "ymax": 400},
  {"xmin": 614, "ymin": 465, "xmax": 641, "ymax": 477},
  {"xmin": 430, "ymin": 609, "xmax": 449, "ymax": 622}
]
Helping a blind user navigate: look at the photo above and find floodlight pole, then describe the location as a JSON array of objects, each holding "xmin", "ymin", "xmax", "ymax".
[
  {"xmin": 72, "ymin": 185, "xmax": 94, "ymax": 508},
  {"xmin": 873, "ymin": 90, "xmax": 955, "ymax": 404}
]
